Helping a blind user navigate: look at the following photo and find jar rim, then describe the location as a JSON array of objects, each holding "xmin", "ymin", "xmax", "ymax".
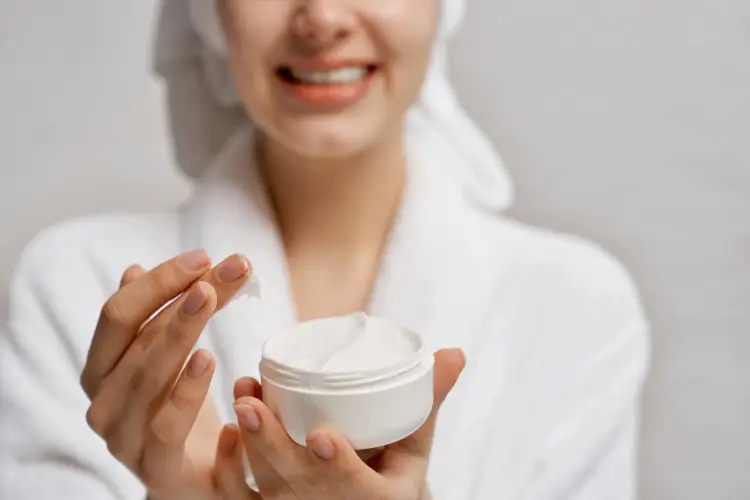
[{"xmin": 259, "ymin": 315, "xmax": 432, "ymax": 391}]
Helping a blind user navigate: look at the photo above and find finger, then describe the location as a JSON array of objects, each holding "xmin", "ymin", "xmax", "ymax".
[
  {"xmin": 140, "ymin": 349, "xmax": 216, "ymax": 489},
  {"xmin": 234, "ymin": 397, "xmax": 307, "ymax": 485},
  {"xmin": 101, "ymin": 283, "xmax": 217, "ymax": 463},
  {"xmin": 119, "ymin": 264, "xmax": 146, "ymax": 289},
  {"xmin": 122, "ymin": 281, "xmax": 216, "ymax": 409},
  {"xmin": 231, "ymin": 376, "xmax": 266, "ymax": 490},
  {"xmin": 306, "ymin": 427, "xmax": 380, "ymax": 489},
  {"xmin": 307, "ymin": 426, "xmax": 384, "ymax": 465},
  {"xmin": 200, "ymin": 253, "xmax": 252, "ymax": 309},
  {"xmin": 234, "ymin": 377, "xmax": 262, "ymax": 401},
  {"xmin": 215, "ymin": 424, "xmax": 261, "ymax": 500},
  {"xmin": 117, "ymin": 265, "xmax": 148, "ymax": 334},
  {"xmin": 379, "ymin": 348, "xmax": 465, "ymax": 477},
  {"xmin": 143, "ymin": 254, "xmax": 251, "ymax": 337},
  {"xmin": 82, "ymin": 250, "xmax": 211, "ymax": 396},
  {"xmin": 432, "ymin": 348, "xmax": 466, "ymax": 408}
]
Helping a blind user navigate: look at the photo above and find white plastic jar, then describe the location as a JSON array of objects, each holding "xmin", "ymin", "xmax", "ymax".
[{"xmin": 259, "ymin": 313, "xmax": 434, "ymax": 450}]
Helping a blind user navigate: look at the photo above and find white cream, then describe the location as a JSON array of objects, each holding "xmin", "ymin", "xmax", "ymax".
[
  {"xmin": 237, "ymin": 273, "xmax": 261, "ymax": 299},
  {"xmin": 262, "ymin": 313, "xmax": 419, "ymax": 374}
]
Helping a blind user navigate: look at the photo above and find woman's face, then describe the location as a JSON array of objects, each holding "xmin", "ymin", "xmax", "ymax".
[{"xmin": 218, "ymin": 0, "xmax": 440, "ymax": 159}]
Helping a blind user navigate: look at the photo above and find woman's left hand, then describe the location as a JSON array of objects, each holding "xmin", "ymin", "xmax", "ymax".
[{"xmin": 231, "ymin": 349, "xmax": 465, "ymax": 500}]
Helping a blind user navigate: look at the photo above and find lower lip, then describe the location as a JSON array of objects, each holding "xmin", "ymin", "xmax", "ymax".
[{"xmin": 277, "ymin": 70, "xmax": 377, "ymax": 109}]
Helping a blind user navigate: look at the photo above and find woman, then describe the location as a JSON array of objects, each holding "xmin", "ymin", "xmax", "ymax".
[{"xmin": 0, "ymin": 0, "xmax": 649, "ymax": 499}]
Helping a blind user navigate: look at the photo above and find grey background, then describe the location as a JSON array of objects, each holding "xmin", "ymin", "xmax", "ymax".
[{"xmin": 1, "ymin": 1, "xmax": 748, "ymax": 499}]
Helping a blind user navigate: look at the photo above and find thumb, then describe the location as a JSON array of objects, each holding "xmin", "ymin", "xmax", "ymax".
[
  {"xmin": 431, "ymin": 348, "xmax": 466, "ymax": 410},
  {"xmin": 378, "ymin": 348, "xmax": 465, "ymax": 476}
]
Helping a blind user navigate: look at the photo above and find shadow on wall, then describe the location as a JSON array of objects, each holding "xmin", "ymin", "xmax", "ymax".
[{"xmin": 151, "ymin": 0, "xmax": 247, "ymax": 180}]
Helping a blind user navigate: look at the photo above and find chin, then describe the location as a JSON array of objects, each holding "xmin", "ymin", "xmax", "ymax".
[{"xmin": 273, "ymin": 117, "xmax": 387, "ymax": 160}]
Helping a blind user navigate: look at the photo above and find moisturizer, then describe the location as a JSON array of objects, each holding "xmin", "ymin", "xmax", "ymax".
[
  {"xmin": 263, "ymin": 312, "xmax": 421, "ymax": 374},
  {"xmin": 259, "ymin": 313, "xmax": 435, "ymax": 449}
]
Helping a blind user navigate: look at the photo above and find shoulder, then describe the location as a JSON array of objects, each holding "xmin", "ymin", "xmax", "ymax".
[
  {"xmin": 466, "ymin": 213, "xmax": 649, "ymax": 351},
  {"xmin": 481, "ymin": 213, "xmax": 643, "ymax": 308},
  {"xmin": 7, "ymin": 212, "xmax": 182, "ymax": 328},
  {"xmin": 13, "ymin": 212, "xmax": 181, "ymax": 285},
  {"xmin": 462, "ymin": 214, "xmax": 650, "ymax": 401}
]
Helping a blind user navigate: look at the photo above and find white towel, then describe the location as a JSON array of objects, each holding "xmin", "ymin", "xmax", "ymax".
[{"xmin": 180, "ymin": 0, "xmax": 514, "ymax": 212}]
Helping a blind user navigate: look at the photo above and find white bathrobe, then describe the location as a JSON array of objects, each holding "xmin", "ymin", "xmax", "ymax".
[{"xmin": 0, "ymin": 126, "xmax": 649, "ymax": 499}]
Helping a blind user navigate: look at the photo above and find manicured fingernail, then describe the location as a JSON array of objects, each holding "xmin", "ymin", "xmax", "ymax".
[
  {"xmin": 235, "ymin": 404, "xmax": 261, "ymax": 431},
  {"xmin": 181, "ymin": 284, "xmax": 208, "ymax": 315},
  {"xmin": 187, "ymin": 350, "xmax": 209, "ymax": 378},
  {"xmin": 218, "ymin": 254, "xmax": 250, "ymax": 283},
  {"xmin": 178, "ymin": 249, "xmax": 211, "ymax": 272},
  {"xmin": 309, "ymin": 434, "xmax": 335, "ymax": 460}
]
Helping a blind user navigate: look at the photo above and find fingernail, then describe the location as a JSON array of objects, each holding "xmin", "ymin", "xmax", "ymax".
[
  {"xmin": 218, "ymin": 254, "xmax": 250, "ymax": 283},
  {"xmin": 187, "ymin": 350, "xmax": 209, "ymax": 378},
  {"xmin": 252, "ymin": 380, "xmax": 263, "ymax": 401},
  {"xmin": 309, "ymin": 434, "xmax": 335, "ymax": 460},
  {"xmin": 455, "ymin": 348, "xmax": 467, "ymax": 365},
  {"xmin": 221, "ymin": 425, "xmax": 239, "ymax": 455},
  {"xmin": 178, "ymin": 249, "xmax": 211, "ymax": 272},
  {"xmin": 234, "ymin": 378, "xmax": 255, "ymax": 400},
  {"xmin": 181, "ymin": 284, "xmax": 208, "ymax": 315},
  {"xmin": 235, "ymin": 404, "xmax": 261, "ymax": 431}
]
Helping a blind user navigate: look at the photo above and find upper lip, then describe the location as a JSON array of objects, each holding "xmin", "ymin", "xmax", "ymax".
[{"xmin": 279, "ymin": 59, "xmax": 379, "ymax": 71}]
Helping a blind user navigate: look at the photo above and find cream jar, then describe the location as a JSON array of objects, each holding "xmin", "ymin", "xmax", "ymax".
[{"xmin": 259, "ymin": 313, "xmax": 434, "ymax": 450}]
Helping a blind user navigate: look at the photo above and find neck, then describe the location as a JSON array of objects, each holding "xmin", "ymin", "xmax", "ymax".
[{"xmin": 258, "ymin": 130, "xmax": 406, "ymax": 259}]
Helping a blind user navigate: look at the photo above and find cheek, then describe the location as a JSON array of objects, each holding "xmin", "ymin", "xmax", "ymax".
[
  {"xmin": 221, "ymin": 4, "xmax": 288, "ymax": 122},
  {"xmin": 370, "ymin": 1, "xmax": 439, "ymax": 102}
]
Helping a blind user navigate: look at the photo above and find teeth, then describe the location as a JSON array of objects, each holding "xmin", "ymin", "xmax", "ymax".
[{"xmin": 289, "ymin": 67, "xmax": 369, "ymax": 84}]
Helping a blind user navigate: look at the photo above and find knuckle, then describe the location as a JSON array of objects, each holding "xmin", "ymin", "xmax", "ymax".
[
  {"xmin": 127, "ymin": 366, "xmax": 157, "ymax": 396},
  {"xmin": 166, "ymin": 319, "xmax": 192, "ymax": 345},
  {"xmin": 138, "ymin": 469, "xmax": 159, "ymax": 490},
  {"xmin": 169, "ymin": 386, "xmax": 199, "ymax": 414},
  {"xmin": 142, "ymin": 268, "xmax": 164, "ymax": 291},
  {"xmin": 134, "ymin": 325, "xmax": 159, "ymax": 352},
  {"xmin": 120, "ymin": 268, "xmax": 135, "ymax": 287},
  {"xmin": 144, "ymin": 265, "xmax": 178, "ymax": 296},
  {"xmin": 105, "ymin": 428, "xmax": 133, "ymax": 460},
  {"xmin": 100, "ymin": 298, "xmax": 131, "ymax": 329},
  {"xmin": 139, "ymin": 467, "xmax": 169, "ymax": 491},
  {"xmin": 165, "ymin": 313, "xmax": 205, "ymax": 350},
  {"xmin": 123, "ymin": 264, "xmax": 143, "ymax": 280},
  {"xmin": 150, "ymin": 418, "xmax": 185, "ymax": 446},
  {"xmin": 85, "ymin": 402, "xmax": 108, "ymax": 435},
  {"xmin": 105, "ymin": 435, "xmax": 123, "ymax": 458},
  {"xmin": 79, "ymin": 371, "xmax": 95, "ymax": 399}
]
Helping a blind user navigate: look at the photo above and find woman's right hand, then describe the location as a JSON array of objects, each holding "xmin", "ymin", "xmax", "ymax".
[{"xmin": 80, "ymin": 250, "xmax": 256, "ymax": 499}]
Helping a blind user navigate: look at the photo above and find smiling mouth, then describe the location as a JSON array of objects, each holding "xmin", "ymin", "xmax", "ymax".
[{"xmin": 276, "ymin": 65, "xmax": 379, "ymax": 85}]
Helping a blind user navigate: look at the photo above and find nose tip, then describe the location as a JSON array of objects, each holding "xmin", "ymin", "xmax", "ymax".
[{"xmin": 292, "ymin": 0, "xmax": 355, "ymax": 47}]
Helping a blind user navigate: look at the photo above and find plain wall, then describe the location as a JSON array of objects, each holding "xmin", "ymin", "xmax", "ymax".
[{"xmin": 1, "ymin": 1, "xmax": 749, "ymax": 499}]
